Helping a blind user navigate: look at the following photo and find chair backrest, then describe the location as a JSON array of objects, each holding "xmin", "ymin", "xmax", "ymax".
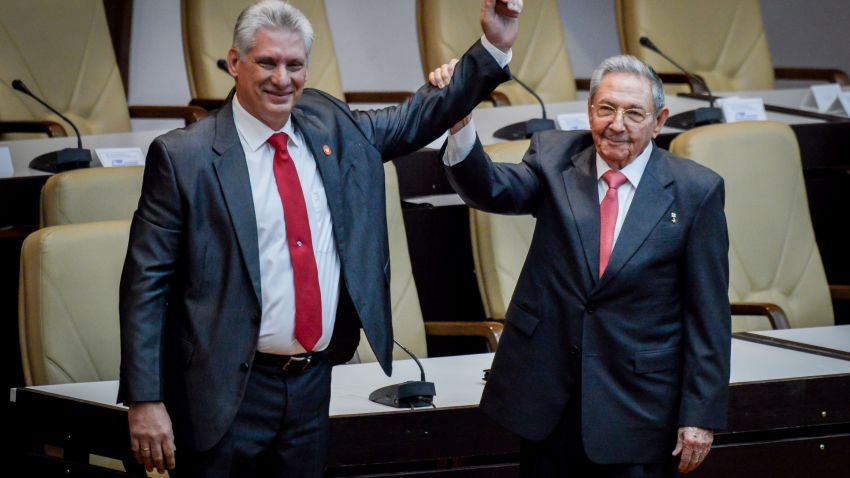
[
  {"xmin": 670, "ymin": 121, "xmax": 833, "ymax": 331},
  {"xmin": 416, "ymin": 0, "xmax": 576, "ymax": 105},
  {"xmin": 182, "ymin": 0, "xmax": 345, "ymax": 101},
  {"xmin": 356, "ymin": 162, "xmax": 428, "ymax": 362},
  {"xmin": 19, "ymin": 220, "xmax": 130, "ymax": 385},
  {"xmin": 40, "ymin": 166, "xmax": 144, "ymax": 227},
  {"xmin": 469, "ymin": 140, "xmax": 534, "ymax": 320},
  {"xmin": 615, "ymin": 0, "xmax": 776, "ymax": 92},
  {"xmin": 0, "ymin": 0, "xmax": 131, "ymax": 138}
]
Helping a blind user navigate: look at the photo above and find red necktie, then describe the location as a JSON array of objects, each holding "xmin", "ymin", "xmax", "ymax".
[
  {"xmin": 268, "ymin": 133, "xmax": 322, "ymax": 352},
  {"xmin": 599, "ymin": 169, "xmax": 628, "ymax": 277}
]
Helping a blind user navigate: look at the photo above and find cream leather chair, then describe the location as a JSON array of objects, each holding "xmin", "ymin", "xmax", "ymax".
[
  {"xmin": 671, "ymin": 122, "xmax": 850, "ymax": 331},
  {"xmin": 19, "ymin": 220, "xmax": 130, "ymax": 385},
  {"xmin": 468, "ymin": 140, "xmax": 534, "ymax": 321},
  {"xmin": 40, "ymin": 167, "xmax": 144, "ymax": 227},
  {"xmin": 182, "ymin": 0, "xmax": 411, "ymax": 109},
  {"xmin": 615, "ymin": 0, "xmax": 849, "ymax": 93},
  {"xmin": 0, "ymin": 0, "xmax": 204, "ymax": 139},
  {"xmin": 417, "ymin": 0, "xmax": 578, "ymax": 106},
  {"xmin": 357, "ymin": 163, "xmax": 503, "ymax": 362}
]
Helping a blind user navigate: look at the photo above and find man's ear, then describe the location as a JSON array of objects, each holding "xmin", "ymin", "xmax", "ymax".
[
  {"xmin": 652, "ymin": 107, "xmax": 670, "ymax": 137},
  {"xmin": 226, "ymin": 48, "xmax": 240, "ymax": 77}
]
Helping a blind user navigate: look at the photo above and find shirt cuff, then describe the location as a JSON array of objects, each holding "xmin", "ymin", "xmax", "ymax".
[
  {"xmin": 442, "ymin": 118, "xmax": 478, "ymax": 167},
  {"xmin": 480, "ymin": 35, "xmax": 512, "ymax": 68}
]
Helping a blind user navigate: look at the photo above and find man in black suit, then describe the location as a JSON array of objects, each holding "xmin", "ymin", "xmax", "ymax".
[
  {"xmin": 436, "ymin": 54, "xmax": 731, "ymax": 476},
  {"xmin": 118, "ymin": 0, "xmax": 521, "ymax": 475}
]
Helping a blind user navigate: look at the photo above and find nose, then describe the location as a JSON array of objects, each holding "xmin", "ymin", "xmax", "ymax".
[
  {"xmin": 270, "ymin": 65, "xmax": 292, "ymax": 88},
  {"xmin": 608, "ymin": 110, "xmax": 626, "ymax": 131}
]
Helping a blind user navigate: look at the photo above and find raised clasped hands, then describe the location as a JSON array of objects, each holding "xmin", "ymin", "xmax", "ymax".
[{"xmin": 481, "ymin": 0, "xmax": 523, "ymax": 52}]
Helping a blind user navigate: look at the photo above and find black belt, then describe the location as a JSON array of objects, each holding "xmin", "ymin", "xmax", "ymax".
[{"xmin": 253, "ymin": 351, "xmax": 324, "ymax": 374}]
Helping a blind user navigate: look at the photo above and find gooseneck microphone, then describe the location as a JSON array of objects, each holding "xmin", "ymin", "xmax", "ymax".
[
  {"xmin": 368, "ymin": 339, "xmax": 436, "ymax": 409},
  {"xmin": 12, "ymin": 79, "xmax": 92, "ymax": 172},
  {"xmin": 216, "ymin": 58, "xmax": 229, "ymax": 73},
  {"xmin": 637, "ymin": 36, "xmax": 723, "ymax": 130},
  {"xmin": 492, "ymin": 74, "xmax": 556, "ymax": 140}
]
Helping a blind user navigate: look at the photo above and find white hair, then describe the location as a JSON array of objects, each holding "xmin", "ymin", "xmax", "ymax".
[{"xmin": 232, "ymin": 0, "xmax": 314, "ymax": 59}]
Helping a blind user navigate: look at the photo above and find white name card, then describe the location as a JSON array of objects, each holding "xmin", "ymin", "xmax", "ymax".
[
  {"xmin": 0, "ymin": 147, "xmax": 13, "ymax": 177},
  {"xmin": 96, "ymin": 148, "xmax": 145, "ymax": 167},
  {"xmin": 800, "ymin": 83, "xmax": 844, "ymax": 114},
  {"xmin": 557, "ymin": 113, "xmax": 590, "ymax": 131},
  {"xmin": 717, "ymin": 97, "xmax": 767, "ymax": 123},
  {"xmin": 837, "ymin": 92, "xmax": 850, "ymax": 116}
]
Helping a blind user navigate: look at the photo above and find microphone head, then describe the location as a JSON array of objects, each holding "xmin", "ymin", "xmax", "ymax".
[
  {"xmin": 217, "ymin": 59, "xmax": 229, "ymax": 73},
  {"xmin": 638, "ymin": 36, "xmax": 659, "ymax": 53},
  {"xmin": 12, "ymin": 79, "xmax": 29, "ymax": 93}
]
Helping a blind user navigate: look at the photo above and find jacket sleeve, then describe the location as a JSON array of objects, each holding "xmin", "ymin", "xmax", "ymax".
[
  {"xmin": 351, "ymin": 40, "xmax": 511, "ymax": 159},
  {"xmin": 443, "ymin": 134, "xmax": 543, "ymax": 216},
  {"xmin": 678, "ymin": 175, "xmax": 732, "ymax": 430},
  {"xmin": 117, "ymin": 138, "xmax": 184, "ymax": 404}
]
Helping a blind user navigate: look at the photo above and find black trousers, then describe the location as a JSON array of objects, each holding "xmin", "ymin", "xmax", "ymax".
[
  {"xmin": 172, "ymin": 359, "xmax": 333, "ymax": 477},
  {"xmin": 520, "ymin": 385, "xmax": 678, "ymax": 478}
]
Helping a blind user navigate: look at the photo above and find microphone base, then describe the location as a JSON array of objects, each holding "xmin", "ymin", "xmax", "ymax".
[
  {"xmin": 29, "ymin": 148, "xmax": 92, "ymax": 173},
  {"xmin": 493, "ymin": 118, "xmax": 556, "ymax": 141},
  {"xmin": 369, "ymin": 380, "xmax": 436, "ymax": 408},
  {"xmin": 665, "ymin": 107, "xmax": 724, "ymax": 130}
]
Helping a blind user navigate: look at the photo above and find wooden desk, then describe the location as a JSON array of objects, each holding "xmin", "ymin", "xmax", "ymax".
[{"xmin": 9, "ymin": 333, "xmax": 850, "ymax": 477}]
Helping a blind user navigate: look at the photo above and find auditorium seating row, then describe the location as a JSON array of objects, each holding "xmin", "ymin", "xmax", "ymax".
[{"xmin": 2, "ymin": 0, "xmax": 848, "ymax": 139}]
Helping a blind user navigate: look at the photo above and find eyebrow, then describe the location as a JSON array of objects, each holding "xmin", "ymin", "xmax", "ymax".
[{"xmin": 597, "ymin": 99, "xmax": 649, "ymax": 110}]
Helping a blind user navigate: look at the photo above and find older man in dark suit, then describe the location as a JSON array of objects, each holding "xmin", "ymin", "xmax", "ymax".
[
  {"xmin": 118, "ymin": 0, "xmax": 522, "ymax": 476},
  {"xmin": 436, "ymin": 54, "xmax": 731, "ymax": 476}
]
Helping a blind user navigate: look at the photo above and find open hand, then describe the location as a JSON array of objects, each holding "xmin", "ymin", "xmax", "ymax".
[{"xmin": 129, "ymin": 401, "xmax": 176, "ymax": 473}]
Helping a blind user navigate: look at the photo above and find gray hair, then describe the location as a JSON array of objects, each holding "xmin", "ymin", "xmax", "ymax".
[
  {"xmin": 589, "ymin": 55, "xmax": 665, "ymax": 113},
  {"xmin": 233, "ymin": 0, "xmax": 314, "ymax": 59}
]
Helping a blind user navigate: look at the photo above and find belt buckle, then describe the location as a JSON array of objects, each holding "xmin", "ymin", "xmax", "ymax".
[{"xmin": 282, "ymin": 355, "xmax": 311, "ymax": 373}]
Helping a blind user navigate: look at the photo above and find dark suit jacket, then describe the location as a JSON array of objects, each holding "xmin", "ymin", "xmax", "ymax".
[
  {"xmin": 445, "ymin": 130, "xmax": 731, "ymax": 464},
  {"xmin": 118, "ymin": 41, "xmax": 509, "ymax": 452}
]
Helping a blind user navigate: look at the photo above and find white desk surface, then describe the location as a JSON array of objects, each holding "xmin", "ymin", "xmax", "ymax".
[
  {"xmin": 753, "ymin": 324, "xmax": 850, "ymax": 353},
  {"xmin": 0, "ymin": 129, "xmax": 165, "ymax": 178},
  {"xmin": 11, "ymin": 334, "xmax": 850, "ymax": 415},
  {"xmin": 715, "ymin": 87, "xmax": 849, "ymax": 118}
]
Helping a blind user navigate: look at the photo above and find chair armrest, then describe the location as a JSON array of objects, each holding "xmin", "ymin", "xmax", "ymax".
[
  {"xmin": 830, "ymin": 284, "xmax": 850, "ymax": 301},
  {"xmin": 656, "ymin": 72, "xmax": 710, "ymax": 95},
  {"xmin": 424, "ymin": 320, "xmax": 504, "ymax": 352},
  {"xmin": 343, "ymin": 91, "xmax": 414, "ymax": 104},
  {"xmin": 189, "ymin": 98, "xmax": 228, "ymax": 111},
  {"xmin": 0, "ymin": 120, "xmax": 67, "ymax": 137},
  {"xmin": 128, "ymin": 105, "xmax": 209, "ymax": 125},
  {"xmin": 731, "ymin": 302, "xmax": 791, "ymax": 329},
  {"xmin": 774, "ymin": 67, "xmax": 850, "ymax": 86}
]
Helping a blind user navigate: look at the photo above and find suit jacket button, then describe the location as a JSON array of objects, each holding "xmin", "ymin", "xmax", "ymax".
[
  {"xmin": 240, "ymin": 362, "xmax": 250, "ymax": 371},
  {"xmin": 570, "ymin": 345, "xmax": 580, "ymax": 356}
]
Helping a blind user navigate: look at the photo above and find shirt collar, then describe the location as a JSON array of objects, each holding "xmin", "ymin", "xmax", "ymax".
[
  {"xmin": 232, "ymin": 94, "xmax": 301, "ymax": 152},
  {"xmin": 596, "ymin": 142, "xmax": 653, "ymax": 188}
]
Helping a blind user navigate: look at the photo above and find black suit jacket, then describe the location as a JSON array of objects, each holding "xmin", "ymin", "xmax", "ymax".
[
  {"xmin": 118, "ymin": 41, "xmax": 510, "ymax": 451},
  {"xmin": 445, "ymin": 130, "xmax": 731, "ymax": 464}
]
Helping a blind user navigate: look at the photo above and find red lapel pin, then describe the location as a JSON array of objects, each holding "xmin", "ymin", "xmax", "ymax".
[{"xmin": 322, "ymin": 145, "xmax": 332, "ymax": 156}]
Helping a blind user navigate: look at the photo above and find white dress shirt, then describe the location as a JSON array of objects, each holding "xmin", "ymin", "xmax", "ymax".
[
  {"xmin": 595, "ymin": 143, "xmax": 652, "ymax": 248},
  {"xmin": 233, "ymin": 95, "xmax": 340, "ymax": 355}
]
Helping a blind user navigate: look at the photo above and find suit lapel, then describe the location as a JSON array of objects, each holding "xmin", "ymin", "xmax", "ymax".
[
  {"xmin": 290, "ymin": 108, "xmax": 345, "ymax": 243},
  {"xmin": 595, "ymin": 146, "xmax": 674, "ymax": 291},
  {"xmin": 211, "ymin": 102, "xmax": 262, "ymax": 305},
  {"xmin": 562, "ymin": 147, "xmax": 601, "ymax": 286}
]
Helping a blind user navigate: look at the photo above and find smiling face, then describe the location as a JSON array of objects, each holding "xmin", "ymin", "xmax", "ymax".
[
  {"xmin": 227, "ymin": 27, "xmax": 308, "ymax": 130},
  {"xmin": 588, "ymin": 72, "xmax": 669, "ymax": 169}
]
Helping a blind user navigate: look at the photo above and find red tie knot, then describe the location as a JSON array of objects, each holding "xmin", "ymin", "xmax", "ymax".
[
  {"xmin": 602, "ymin": 169, "xmax": 628, "ymax": 190},
  {"xmin": 267, "ymin": 132, "xmax": 290, "ymax": 152}
]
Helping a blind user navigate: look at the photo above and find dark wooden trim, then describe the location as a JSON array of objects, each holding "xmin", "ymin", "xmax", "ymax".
[
  {"xmin": 732, "ymin": 302, "xmax": 790, "ymax": 329},
  {"xmin": 424, "ymin": 321, "xmax": 503, "ymax": 352},
  {"xmin": 774, "ymin": 67, "xmax": 850, "ymax": 86},
  {"xmin": 344, "ymin": 91, "xmax": 415, "ymax": 104},
  {"xmin": 734, "ymin": 332, "xmax": 850, "ymax": 362},
  {"xmin": 127, "ymin": 105, "xmax": 208, "ymax": 125},
  {"xmin": 102, "ymin": 0, "xmax": 134, "ymax": 97},
  {"xmin": 0, "ymin": 120, "xmax": 67, "ymax": 137}
]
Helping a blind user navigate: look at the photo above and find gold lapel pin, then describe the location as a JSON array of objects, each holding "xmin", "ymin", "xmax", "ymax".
[
  {"xmin": 671, "ymin": 212, "xmax": 678, "ymax": 224},
  {"xmin": 322, "ymin": 145, "xmax": 332, "ymax": 156}
]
